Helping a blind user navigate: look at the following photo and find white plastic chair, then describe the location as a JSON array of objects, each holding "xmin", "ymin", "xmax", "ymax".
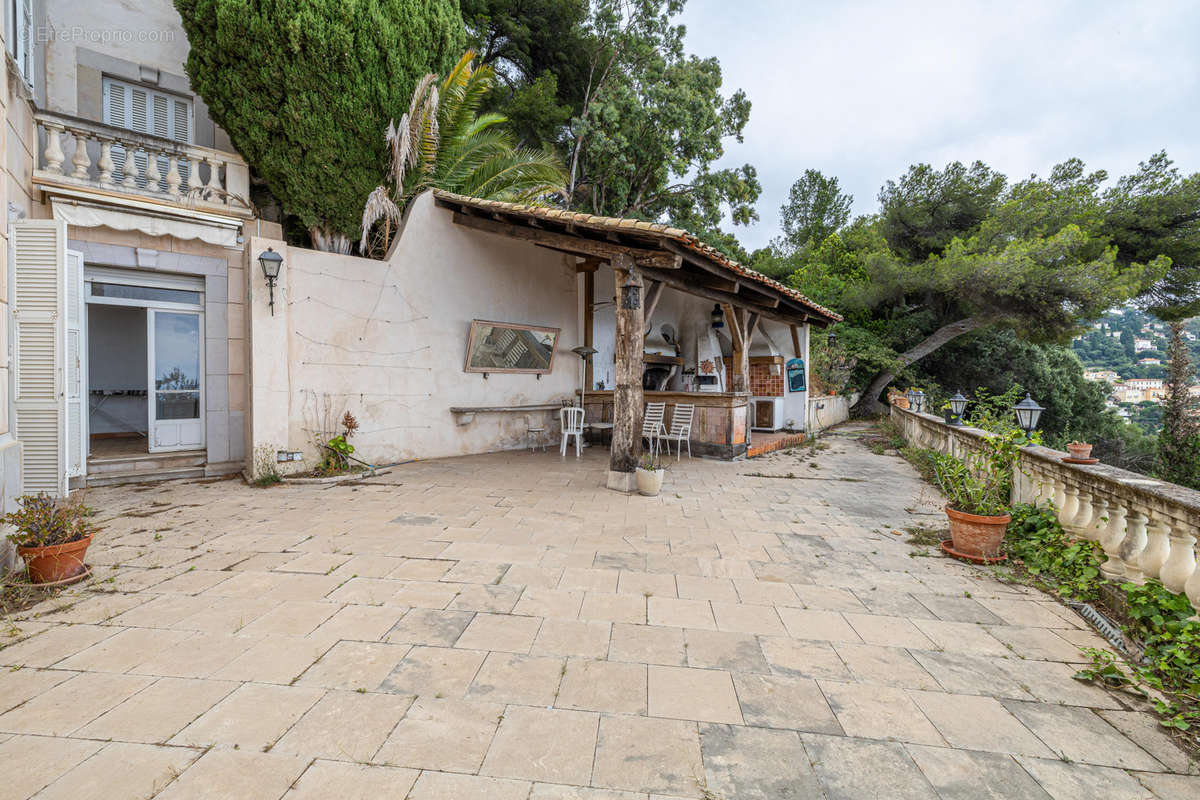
[
  {"xmin": 642, "ymin": 402, "xmax": 666, "ymax": 458},
  {"xmin": 664, "ymin": 404, "xmax": 694, "ymax": 460},
  {"xmin": 525, "ymin": 414, "xmax": 547, "ymax": 453},
  {"xmin": 560, "ymin": 406, "xmax": 585, "ymax": 458}
]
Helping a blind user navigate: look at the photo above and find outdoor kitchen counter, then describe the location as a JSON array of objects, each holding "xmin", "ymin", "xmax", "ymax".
[{"xmin": 578, "ymin": 390, "xmax": 750, "ymax": 459}]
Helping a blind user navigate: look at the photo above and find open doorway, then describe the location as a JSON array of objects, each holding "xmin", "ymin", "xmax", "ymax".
[{"xmin": 87, "ymin": 304, "xmax": 149, "ymax": 457}]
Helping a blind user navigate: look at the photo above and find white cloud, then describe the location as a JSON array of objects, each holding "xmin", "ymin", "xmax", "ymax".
[{"xmin": 678, "ymin": 0, "xmax": 1200, "ymax": 249}]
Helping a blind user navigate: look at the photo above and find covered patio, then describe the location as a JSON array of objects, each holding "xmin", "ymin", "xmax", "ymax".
[{"xmin": 1, "ymin": 429, "xmax": 1194, "ymax": 798}]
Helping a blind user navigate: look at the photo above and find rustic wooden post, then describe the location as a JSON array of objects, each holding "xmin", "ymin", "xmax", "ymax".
[
  {"xmin": 583, "ymin": 268, "xmax": 595, "ymax": 393},
  {"xmin": 607, "ymin": 253, "xmax": 644, "ymax": 492}
]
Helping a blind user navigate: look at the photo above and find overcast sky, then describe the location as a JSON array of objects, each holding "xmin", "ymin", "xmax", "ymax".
[{"xmin": 677, "ymin": 0, "xmax": 1200, "ymax": 250}]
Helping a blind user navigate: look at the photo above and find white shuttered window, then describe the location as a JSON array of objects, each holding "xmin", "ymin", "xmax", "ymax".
[{"xmin": 102, "ymin": 77, "xmax": 194, "ymax": 190}]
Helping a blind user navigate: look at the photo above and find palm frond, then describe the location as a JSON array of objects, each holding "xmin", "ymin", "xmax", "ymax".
[{"xmin": 360, "ymin": 185, "xmax": 402, "ymax": 253}]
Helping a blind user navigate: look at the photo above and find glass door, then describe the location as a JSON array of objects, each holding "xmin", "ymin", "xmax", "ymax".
[{"xmin": 147, "ymin": 309, "xmax": 205, "ymax": 452}]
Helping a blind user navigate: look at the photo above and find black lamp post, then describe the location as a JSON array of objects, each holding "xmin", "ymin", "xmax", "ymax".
[
  {"xmin": 1013, "ymin": 393, "xmax": 1045, "ymax": 441},
  {"xmin": 907, "ymin": 388, "xmax": 925, "ymax": 414},
  {"xmin": 258, "ymin": 247, "xmax": 283, "ymax": 316},
  {"xmin": 710, "ymin": 304, "xmax": 724, "ymax": 329},
  {"xmin": 948, "ymin": 390, "xmax": 968, "ymax": 426}
]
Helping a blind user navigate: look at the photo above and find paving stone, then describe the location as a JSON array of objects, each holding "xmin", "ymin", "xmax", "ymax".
[
  {"xmin": 608, "ymin": 623, "xmax": 686, "ymax": 665},
  {"xmin": 455, "ymin": 612, "xmax": 542, "ymax": 652},
  {"xmin": 0, "ymin": 625, "xmax": 118, "ymax": 668},
  {"xmin": 908, "ymin": 690, "xmax": 1054, "ymax": 757},
  {"xmin": 33, "ymin": 741, "xmax": 200, "ymax": 800},
  {"xmin": 447, "ymin": 583, "xmax": 524, "ymax": 613},
  {"xmin": 467, "ymin": 651, "xmax": 564, "ymax": 706},
  {"xmin": 648, "ymin": 597, "xmax": 716, "ymax": 629},
  {"xmin": 378, "ymin": 645, "xmax": 487, "ymax": 698},
  {"xmin": 557, "ymin": 658, "xmax": 646, "ymax": 714},
  {"xmin": 482, "ymin": 705, "xmax": 600, "ymax": 784},
  {"xmin": 127, "ymin": 632, "xmax": 258, "ymax": 678},
  {"xmin": 407, "ymin": 771, "xmax": 532, "ymax": 800},
  {"xmin": 819, "ymin": 681, "xmax": 946, "ymax": 746},
  {"xmin": 732, "ymin": 672, "xmax": 842, "ymax": 733},
  {"xmin": 592, "ymin": 715, "xmax": 704, "ymax": 796},
  {"xmin": 0, "ymin": 672, "xmax": 153, "ymax": 736},
  {"xmin": 648, "ymin": 665, "xmax": 743, "ymax": 724},
  {"xmin": 0, "ymin": 668, "xmax": 74, "ymax": 715},
  {"xmin": 513, "ymin": 587, "xmax": 586, "ymax": 618},
  {"xmin": 296, "ymin": 640, "xmax": 410, "ymax": 690},
  {"xmin": 210, "ymin": 635, "xmax": 330, "ymax": 684},
  {"xmin": 675, "ymin": 575, "xmax": 739, "ymax": 603},
  {"xmin": 532, "ymin": 618, "xmax": 611, "ymax": 659},
  {"xmin": 789, "ymin": 585, "xmax": 868, "ymax": 613},
  {"xmin": 709, "ymin": 601, "xmax": 787, "ymax": 635},
  {"xmin": 272, "ymin": 689, "xmax": 413, "ymax": 762},
  {"xmin": 169, "ymin": 682, "xmax": 324, "ymax": 749},
  {"xmin": 1003, "ymin": 700, "xmax": 1164, "ymax": 770},
  {"xmin": 1097, "ymin": 710, "xmax": 1198, "ymax": 775},
  {"xmin": 375, "ymin": 696, "xmax": 504, "ymax": 772},
  {"xmin": 580, "ymin": 592, "xmax": 647, "ymax": 624},
  {"xmin": 1015, "ymin": 756, "xmax": 1154, "ymax": 800},
  {"xmin": 283, "ymin": 760, "xmax": 420, "ymax": 799},
  {"xmin": 236, "ymin": 600, "xmax": 342, "ymax": 636},
  {"xmin": 152, "ymin": 749, "xmax": 309, "ymax": 800},
  {"xmin": 700, "ymin": 723, "xmax": 822, "ymax": 800},
  {"xmin": 75, "ymin": 677, "xmax": 239, "ymax": 743},
  {"xmin": 759, "ymin": 636, "xmax": 853, "ymax": 681},
  {"xmin": 775, "ymin": 608, "xmax": 863, "ymax": 642},
  {"xmin": 905, "ymin": 744, "xmax": 1052, "ymax": 800},
  {"xmin": 833, "ymin": 643, "xmax": 941, "ymax": 689},
  {"xmin": 0, "ymin": 734, "xmax": 104, "ymax": 799},
  {"xmin": 803, "ymin": 733, "xmax": 940, "ymax": 800},
  {"xmin": 843, "ymin": 613, "xmax": 937, "ymax": 649},
  {"xmin": 1133, "ymin": 771, "xmax": 1200, "ymax": 799},
  {"xmin": 910, "ymin": 618, "xmax": 1010, "ymax": 656},
  {"xmin": 307, "ymin": 604, "xmax": 406, "ymax": 645},
  {"xmin": 683, "ymin": 628, "xmax": 769, "ymax": 673},
  {"xmin": 985, "ymin": 625, "xmax": 1088, "ymax": 662},
  {"xmin": 528, "ymin": 785, "xmax": 644, "ymax": 799},
  {"xmin": 385, "ymin": 607, "xmax": 475, "ymax": 646}
]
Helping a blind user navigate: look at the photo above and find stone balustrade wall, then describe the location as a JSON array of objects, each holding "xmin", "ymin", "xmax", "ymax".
[{"xmin": 891, "ymin": 405, "xmax": 1200, "ymax": 616}]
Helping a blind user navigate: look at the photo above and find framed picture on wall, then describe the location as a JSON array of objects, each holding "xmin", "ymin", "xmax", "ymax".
[{"xmin": 464, "ymin": 320, "xmax": 560, "ymax": 374}]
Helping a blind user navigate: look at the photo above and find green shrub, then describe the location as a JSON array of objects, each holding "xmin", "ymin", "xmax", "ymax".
[
  {"xmin": 3, "ymin": 494, "xmax": 98, "ymax": 548},
  {"xmin": 1005, "ymin": 505, "xmax": 1104, "ymax": 600}
]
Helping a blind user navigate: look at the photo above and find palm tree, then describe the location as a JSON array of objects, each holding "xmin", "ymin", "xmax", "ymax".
[{"xmin": 360, "ymin": 51, "xmax": 566, "ymax": 257}]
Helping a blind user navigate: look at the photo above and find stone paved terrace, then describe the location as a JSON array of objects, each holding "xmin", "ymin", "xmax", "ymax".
[{"xmin": 1, "ymin": 425, "xmax": 1197, "ymax": 799}]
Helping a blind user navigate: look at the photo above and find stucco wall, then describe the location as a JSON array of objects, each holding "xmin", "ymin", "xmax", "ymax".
[{"xmin": 248, "ymin": 193, "xmax": 581, "ymax": 470}]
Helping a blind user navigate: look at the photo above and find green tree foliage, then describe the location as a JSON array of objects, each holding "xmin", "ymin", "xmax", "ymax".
[
  {"xmin": 175, "ymin": 0, "xmax": 464, "ymax": 251},
  {"xmin": 877, "ymin": 160, "xmax": 1007, "ymax": 261},
  {"xmin": 776, "ymin": 170, "xmax": 853, "ymax": 255},
  {"xmin": 1156, "ymin": 321, "xmax": 1200, "ymax": 488},
  {"xmin": 360, "ymin": 52, "xmax": 566, "ymax": 257}
]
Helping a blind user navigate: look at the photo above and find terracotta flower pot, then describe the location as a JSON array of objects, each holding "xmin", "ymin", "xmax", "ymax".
[
  {"xmin": 944, "ymin": 506, "xmax": 1009, "ymax": 559},
  {"xmin": 636, "ymin": 467, "xmax": 664, "ymax": 497},
  {"xmin": 1066, "ymin": 443, "xmax": 1093, "ymax": 460},
  {"xmin": 893, "ymin": 397, "xmax": 910, "ymax": 409},
  {"xmin": 17, "ymin": 535, "xmax": 92, "ymax": 584}
]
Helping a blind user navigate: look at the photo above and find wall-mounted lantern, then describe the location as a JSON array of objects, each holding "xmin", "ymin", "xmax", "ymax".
[
  {"xmin": 620, "ymin": 271, "xmax": 641, "ymax": 310},
  {"xmin": 827, "ymin": 329, "xmax": 837, "ymax": 348},
  {"xmin": 1013, "ymin": 393, "xmax": 1045, "ymax": 441},
  {"xmin": 258, "ymin": 247, "xmax": 284, "ymax": 316},
  {"xmin": 711, "ymin": 304, "xmax": 724, "ymax": 329}
]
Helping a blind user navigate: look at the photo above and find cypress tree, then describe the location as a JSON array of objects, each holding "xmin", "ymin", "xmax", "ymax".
[
  {"xmin": 1156, "ymin": 321, "xmax": 1200, "ymax": 488},
  {"xmin": 175, "ymin": 0, "xmax": 464, "ymax": 250}
]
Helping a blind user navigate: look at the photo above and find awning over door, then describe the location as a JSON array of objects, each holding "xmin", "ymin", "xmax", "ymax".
[{"xmin": 50, "ymin": 198, "xmax": 240, "ymax": 247}]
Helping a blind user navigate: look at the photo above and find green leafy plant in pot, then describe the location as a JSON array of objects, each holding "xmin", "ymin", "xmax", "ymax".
[
  {"xmin": 4, "ymin": 493, "xmax": 99, "ymax": 584},
  {"xmin": 636, "ymin": 452, "xmax": 666, "ymax": 497},
  {"xmin": 931, "ymin": 429, "xmax": 1024, "ymax": 561}
]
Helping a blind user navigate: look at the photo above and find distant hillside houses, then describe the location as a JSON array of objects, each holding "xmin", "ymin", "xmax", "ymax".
[{"xmin": 1134, "ymin": 338, "xmax": 1154, "ymax": 352}]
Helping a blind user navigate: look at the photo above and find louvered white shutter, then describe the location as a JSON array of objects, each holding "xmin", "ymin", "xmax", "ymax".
[
  {"xmin": 102, "ymin": 79, "xmax": 194, "ymax": 190},
  {"xmin": 10, "ymin": 220, "xmax": 68, "ymax": 497},
  {"xmin": 65, "ymin": 250, "xmax": 86, "ymax": 479}
]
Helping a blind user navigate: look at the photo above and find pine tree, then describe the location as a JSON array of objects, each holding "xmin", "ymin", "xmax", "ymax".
[{"xmin": 1155, "ymin": 321, "xmax": 1200, "ymax": 488}]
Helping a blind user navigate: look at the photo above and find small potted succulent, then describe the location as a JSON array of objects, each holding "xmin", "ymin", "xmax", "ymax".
[
  {"xmin": 3, "ymin": 493, "xmax": 98, "ymax": 584},
  {"xmin": 636, "ymin": 453, "xmax": 666, "ymax": 497},
  {"xmin": 1065, "ymin": 441, "xmax": 1093, "ymax": 460}
]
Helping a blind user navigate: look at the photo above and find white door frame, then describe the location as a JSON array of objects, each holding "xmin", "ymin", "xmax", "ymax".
[{"xmin": 146, "ymin": 307, "xmax": 206, "ymax": 453}]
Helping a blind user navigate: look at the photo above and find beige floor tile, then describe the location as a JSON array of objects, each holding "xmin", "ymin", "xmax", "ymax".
[
  {"xmin": 308, "ymin": 604, "xmax": 406, "ymax": 645},
  {"xmin": 169, "ymin": 683, "xmax": 324, "ymax": 749},
  {"xmin": 0, "ymin": 625, "xmax": 118, "ymax": 668},
  {"xmin": 674, "ymin": 575, "xmax": 739, "ymax": 604},
  {"xmin": 153, "ymin": 749, "xmax": 309, "ymax": 800},
  {"xmin": 683, "ymin": 628, "xmax": 769, "ymax": 673},
  {"xmin": 732, "ymin": 673, "xmax": 842, "ymax": 733},
  {"xmin": 455, "ymin": 612, "xmax": 542, "ymax": 653},
  {"xmin": 34, "ymin": 741, "xmax": 200, "ymax": 800},
  {"xmin": 0, "ymin": 734, "xmax": 103, "ymax": 799},
  {"xmin": 1002, "ymin": 701, "xmax": 1163, "ymax": 770},
  {"xmin": 172, "ymin": 597, "xmax": 278, "ymax": 634},
  {"xmin": 273, "ymin": 552, "xmax": 350, "ymax": 574},
  {"xmin": 379, "ymin": 645, "xmax": 487, "ymax": 698},
  {"xmin": 236, "ymin": 600, "xmax": 342, "ymax": 636},
  {"xmin": 833, "ymin": 643, "xmax": 941, "ymax": 689},
  {"xmin": 392, "ymin": 580, "xmax": 464, "ymax": 609},
  {"xmin": 648, "ymin": 597, "xmax": 716, "ymax": 630},
  {"xmin": 128, "ymin": 632, "xmax": 258, "ymax": 678},
  {"xmin": 407, "ymin": 771, "xmax": 532, "ymax": 800},
  {"xmin": 283, "ymin": 760, "xmax": 419, "ymax": 799},
  {"xmin": 580, "ymin": 592, "xmax": 647, "ymax": 624},
  {"xmin": 0, "ymin": 672, "xmax": 153, "ymax": 736},
  {"xmin": 709, "ymin": 601, "xmax": 787, "ymax": 636},
  {"xmin": 1015, "ymin": 756, "xmax": 1152, "ymax": 800},
  {"xmin": 513, "ymin": 587, "xmax": 586, "ymax": 618},
  {"xmin": 557, "ymin": 658, "xmax": 646, "ymax": 714},
  {"xmin": 327, "ymin": 577, "xmax": 404, "ymax": 605},
  {"xmin": 1133, "ymin": 771, "xmax": 1200, "ymax": 799},
  {"xmin": 442, "ymin": 560, "xmax": 511, "ymax": 584},
  {"xmin": 618, "ymin": 571, "xmax": 678, "ymax": 597},
  {"xmin": 375, "ymin": 696, "xmax": 504, "ymax": 771},
  {"xmin": 985, "ymin": 625, "xmax": 1086, "ymax": 662},
  {"xmin": 210, "ymin": 635, "xmax": 330, "ymax": 684},
  {"xmin": 482, "ymin": 705, "xmax": 600, "ymax": 784},
  {"xmin": 906, "ymin": 744, "xmax": 1057, "ymax": 800},
  {"xmin": 775, "ymin": 607, "xmax": 862, "ymax": 642},
  {"xmin": 732, "ymin": 578, "xmax": 799, "ymax": 606},
  {"xmin": 759, "ymin": 636, "xmax": 853, "ymax": 681},
  {"xmin": 1098, "ymin": 710, "xmax": 1198, "ymax": 775},
  {"xmin": 560, "ymin": 567, "xmax": 620, "ymax": 592},
  {"xmin": 296, "ymin": 640, "xmax": 410, "ymax": 690},
  {"xmin": 385, "ymin": 607, "xmax": 475, "ymax": 646},
  {"xmin": 790, "ymin": 585, "xmax": 868, "ymax": 613},
  {"xmin": 501, "ymin": 564, "xmax": 564, "ymax": 588},
  {"xmin": 447, "ymin": 584, "xmax": 524, "ymax": 613},
  {"xmin": 608, "ymin": 623, "xmax": 686, "ymax": 665},
  {"xmin": 843, "ymin": 613, "xmax": 937, "ymax": 649},
  {"xmin": 532, "ymin": 618, "xmax": 611, "ymax": 659},
  {"xmin": 75, "ymin": 677, "xmax": 238, "ymax": 743},
  {"xmin": 910, "ymin": 618, "xmax": 1010, "ymax": 656},
  {"xmin": 528, "ymin": 785, "xmax": 645, "ymax": 799},
  {"xmin": 803, "ymin": 732, "xmax": 940, "ymax": 800},
  {"xmin": 592, "ymin": 714, "xmax": 703, "ymax": 796},
  {"xmin": 909, "ymin": 691, "xmax": 1054, "ymax": 757},
  {"xmin": 700, "ymin": 722, "xmax": 823, "ymax": 799},
  {"xmin": 272, "ymin": 689, "xmax": 413, "ymax": 762},
  {"xmin": 467, "ymin": 651, "xmax": 565, "ymax": 706},
  {"xmin": 388, "ymin": 558, "xmax": 456, "ymax": 580},
  {"xmin": 0, "ymin": 668, "xmax": 74, "ymax": 715},
  {"xmin": 648, "ymin": 665, "xmax": 742, "ymax": 724},
  {"xmin": 819, "ymin": 681, "xmax": 946, "ymax": 746}
]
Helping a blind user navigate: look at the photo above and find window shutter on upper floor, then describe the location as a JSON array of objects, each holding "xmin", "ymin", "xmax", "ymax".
[{"xmin": 102, "ymin": 78, "xmax": 194, "ymax": 190}]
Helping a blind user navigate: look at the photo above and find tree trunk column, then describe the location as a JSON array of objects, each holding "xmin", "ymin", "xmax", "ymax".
[{"xmin": 607, "ymin": 253, "xmax": 644, "ymax": 492}]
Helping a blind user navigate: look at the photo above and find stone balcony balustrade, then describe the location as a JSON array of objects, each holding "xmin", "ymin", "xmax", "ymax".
[
  {"xmin": 32, "ymin": 110, "xmax": 253, "ymax": 217},
  {"xmin": 892, "ymin": 405, "xmax": 1200, "ymax": 617}
]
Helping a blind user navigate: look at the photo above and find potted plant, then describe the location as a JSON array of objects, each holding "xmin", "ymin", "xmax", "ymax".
[
  {"xmin": 1066, "ymin": 440, "xmax": 1093, "ymax": 460},
  {"xmin": 931, "ymin": 430, "xmax": 1022, "ymax": 561},
  {"xmin": 636, "ymin": 453, "xmax": 666, "ymax": 497},
  {"xmin": 4, "ymin": 494, "xmax": 99, "ymax": 584}
]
